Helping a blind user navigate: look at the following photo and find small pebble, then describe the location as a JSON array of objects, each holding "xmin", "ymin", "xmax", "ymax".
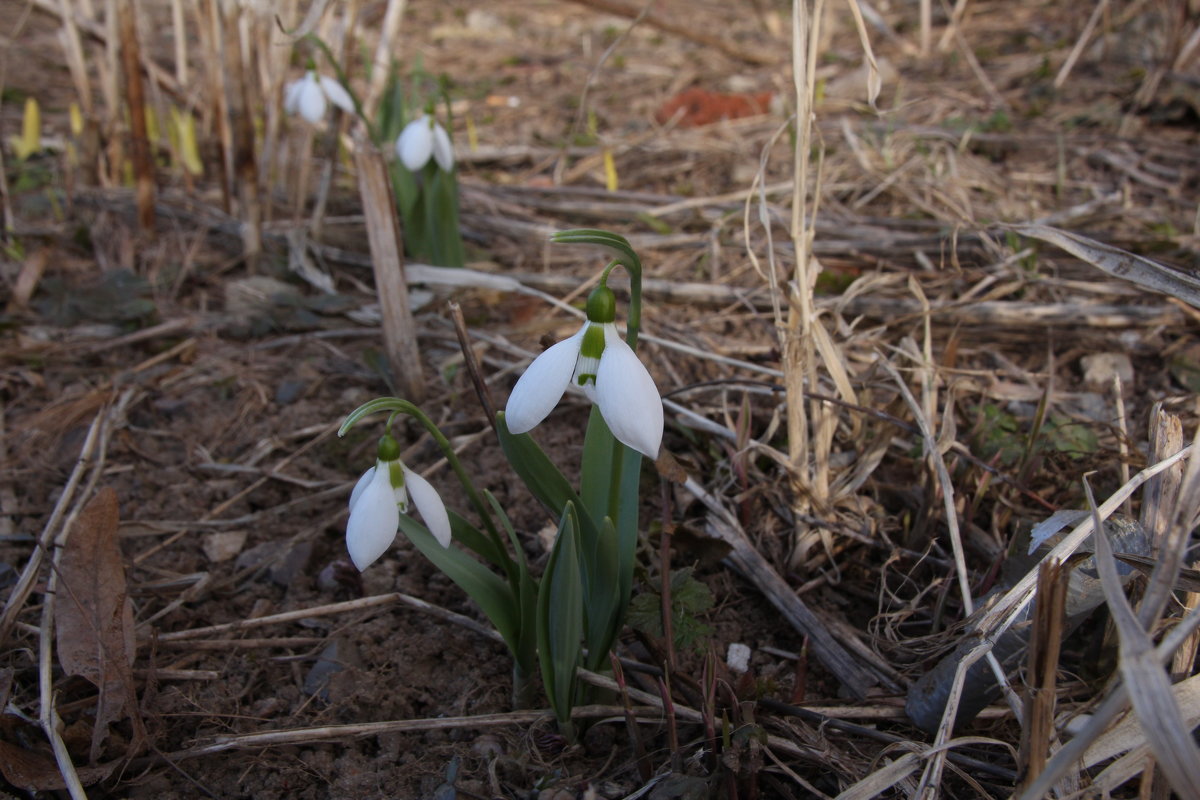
[
  {"xmin": 1080, "ymin": 352, "xmax": 1133, "ymax": 391},
  {"xmin": 726, "ymin": 642, "xmax": 751, "ymax": 674}
]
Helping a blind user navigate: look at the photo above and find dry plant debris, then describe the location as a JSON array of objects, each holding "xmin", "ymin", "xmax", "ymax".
[{"xmin": 1, "ymin": 0, "xmax": 1200, "ymax": 797}]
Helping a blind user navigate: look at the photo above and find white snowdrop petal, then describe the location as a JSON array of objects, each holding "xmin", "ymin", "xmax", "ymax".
[
  {"xmin": 504, "ymin": 328, "xmax": 584, "ymax": 434},
  {"xmin": 595, "ymin": 326, "xmax": 663, "ymax": 458},
  {"xmin": 318, "ymin": 75, "xmax": 355, "ymax": 113},
  {"xmin": 431, "ymin": 122, "xmax": 455, "ymax": 171},
  {"xmin": 298, "ymin": 84, "xmax": 326, "ymax": 124},
  {"xmin": 348, "ymin": 465, "xmax": 376, "ymax": 511},
  {"xmin": 404, "ymin": 467, "xmax": 452, "ymax": 548},
  {"xmin": 397, "ymin": 119, "xmax": 433, "ymax": 171},
  {"xmin": 346, "ymin": 467, "xmax": 399, "ymax": 570},
  {"xmin": 284, "ymin": 79, "xmax": 305, "ymax": 114}
]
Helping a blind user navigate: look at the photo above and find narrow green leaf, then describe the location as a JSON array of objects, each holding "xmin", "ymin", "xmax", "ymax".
[
  {"xmin": 496, "ymin": 411, "xmax": 584, "ymax": 518},
  {"xmin": 486, "ymin": 491, "xmax": 537, "ymax": 674},
  {"xmin": 538, "ymin": 503, "xmax": 584, "ymax": 727},
  {"xmin": 580, "ymin": 406, "xmax": 617, "ymax": 527},
  {"xmin": 429, "ymin": 168, "xmax": 465, "ymax": 267},
  {"xmin": 584, "ymin": 516, "xmax": 622, "ymax": 670},
  {"xmin": 550, "ymin": 228, "xmax": 641, "ymax": 274},
  {"xmin": 448, "ymin": 511, "xmax": 504, "ymax": 569},
  {"xmin": 614, "ymin": 445, "xmax": 642, "ymax": 624},
  {"xmin": 396, "ymin": 515, "xmax": 519, "ymax": 655}
]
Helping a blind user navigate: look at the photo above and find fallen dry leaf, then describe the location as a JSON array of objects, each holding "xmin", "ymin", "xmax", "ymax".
[
  {"xmin": 0, "ymin": 740, "xmax": 116, "ymax": 792},
  {"xmin": 54, "ymin": 488, "xmax": 140, "ymax": 764}
]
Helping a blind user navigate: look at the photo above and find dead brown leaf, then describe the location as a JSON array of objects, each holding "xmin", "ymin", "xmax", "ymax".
[
  {"xmin": 54, "ymin": 487, "xmax": 141, "ymax": 764},
  {"xmin": 0, "ymin": 740, "xmax": 116, "ymax": 791}
]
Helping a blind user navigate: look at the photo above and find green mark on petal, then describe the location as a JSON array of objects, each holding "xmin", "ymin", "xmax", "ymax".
[
  {"xmin": 580, "ymin": 323, "xmax": 606, "ymax": 359},
  {"xmin": 388, "ymin": 460, "xmax": 406, "ymax": 489},
  {"xmin": 577, "ymin": 373, "xmax": 597, "ymax": 386}
]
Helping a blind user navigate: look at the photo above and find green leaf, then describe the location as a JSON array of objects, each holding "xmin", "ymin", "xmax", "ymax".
[
  {"xmin": 428, "ymin": 167, "xmax": 465, "ymax": 268},
  {"xmin": 627, "ymin": 566, "xmax": 715, "ymax": 652},
  {"xmin": 580, "ymin": 406, "xmax": 617, "ymax": 525},
  {"xmin": 486, "ymin": 491, "xmax": 537, "ymax": 675},
  {"xmin": 448, "ymin": 511, "xmax": 505, "ymax": 570},
  {"xmin": 550, "ymin": 228, "xmax": 641, "ymax": 276},
  {"xmin": 583, "ymin": 516, "xmax": 622, "ymax": 670},
  {"xmin": 496, "ymin": 411, "xmax": 586, "ymax": 519},
  {"xmin": 537, "ymin": 503, "xmax": 584, "ymax": 731},
  {"xmin": 396, "ymin": 515, "xmax": 519, "ymax": 655}
]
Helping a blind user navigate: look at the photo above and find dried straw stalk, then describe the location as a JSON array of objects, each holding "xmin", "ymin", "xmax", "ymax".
[
  {"xmin": 116, "ymin": 0, "xmax": 154, "ymax": 233},
  {"xmin": 353, "ymin": 137, "xmax": 426, "ymax": 401}
]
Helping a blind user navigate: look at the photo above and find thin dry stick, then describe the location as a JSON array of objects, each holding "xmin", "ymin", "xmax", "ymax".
[
  {"xmin": 447, "ymin": 300, "xmax": 497, "ymax": 431},
  {"xmin": 0, "ymin": 411, "xmax": 107, "ymax": 644},
  {"xmin": 936, "ymin": 0, "xmax": 971, "ymax": 52},
  {"xmin": 1054, "ymin": 0, "xmax": 1111, "ymax": 89},
  {"xmin": 171, "ymin": 705, "xmax": 642, "ymax": 760},
  {"xmin": 155, "ymin": 590, "xmax": 497, "ymax": 643},
  {"xmin": 1114, "ymin": 373, "xmax": 1132, "ymax": 518},
  {"xmin": 919, "ymin": 0, "xmax": 931, "ymax": 54},
  {"xmin": 169, "ymin": 0, "xmax": 187, "ymax": 87},
  {"xmin": 353, "ymin": 135, "xmax": 426, "ymax": 401},
  {"xmin": 361, "ymin": 0, "xmax": 407, "ymax": 120}
]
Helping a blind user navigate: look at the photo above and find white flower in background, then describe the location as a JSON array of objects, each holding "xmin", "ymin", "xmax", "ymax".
[
  {"xmin": 346, "ymin": 435, "xmax": 451, "ymax": 571},
  {"xmin": 284, "ymin": 70, "xmax": 354, "ymax": 124},
  {"xmin": 396, "ymin": 115, "xmax": 455, "ymax": 172},
  {"xmin": 505, "ymin": 285, "xmax": 663, "ymax": 458}
]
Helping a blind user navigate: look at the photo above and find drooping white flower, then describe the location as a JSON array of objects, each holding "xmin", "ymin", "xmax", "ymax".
[
  {"xmin": 396, "ymin": 115, "xmax": 455, "ymax": 172},
  {"xmin": 284, "ymin": 70, "xmax": 354, "ymax": 124},
  {"xmin": 505, "ymin": 285, "xmax": 663, "ymax": 458},
  {"xmin": 346, "ymin": 435, "xmax": 452, "ymax": 570}
]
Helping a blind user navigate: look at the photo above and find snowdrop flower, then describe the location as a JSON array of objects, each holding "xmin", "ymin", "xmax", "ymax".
[
  {"xmin": 396, "ymin": 115, "xmax": 454, "ymax": 172},
  {"xmin": 505, "ymin": 285, "xmax": 663, "ymax": 458},
  {"xmin": 347, "ymin": 434, "xmax": 452, "ymax": 571},
  {"xmin": 284, "ymin": 70, "xmax": 354, "ymax": 124}
]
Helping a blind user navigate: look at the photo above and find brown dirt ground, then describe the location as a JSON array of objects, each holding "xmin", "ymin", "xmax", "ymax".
[{"xmin": 2, "ymin": 0, "xmax": 1200, "ymax": 798}]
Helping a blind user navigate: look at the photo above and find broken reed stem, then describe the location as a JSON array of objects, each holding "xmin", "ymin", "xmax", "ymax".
[
  {"xmin": 363, "ymin": 0, "xmax": 409, "ymax": 120},
  {"xmin": 1018, "ymin": 558, "xmax": 1069, "ymax": 789},
  {"xmin": 227, "ymin": 4, "xmax": 262, "ymax": 268},
  {"xmin": 785, "ymin": 0, "xmax": 814, "ymax": 488},
  {"xmin": 204, "ymin": 0, "xmax": 235, "ymax": 214},
  {"xmin": 117, "ymin": 0, "xmax": 154, "ymax": 233},
  {"xmin": 353, "ymin": 136, "xmax": 426, "ymax": 402}
]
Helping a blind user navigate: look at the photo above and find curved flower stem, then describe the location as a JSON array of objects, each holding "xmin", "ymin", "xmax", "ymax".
[
  {"xmin": 340, "ymin": 397, "xmax": 515, "ymax": 579},
  {"xmin": 551, "ymin": 229, "xmax": 643, "ymax": 351}
]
